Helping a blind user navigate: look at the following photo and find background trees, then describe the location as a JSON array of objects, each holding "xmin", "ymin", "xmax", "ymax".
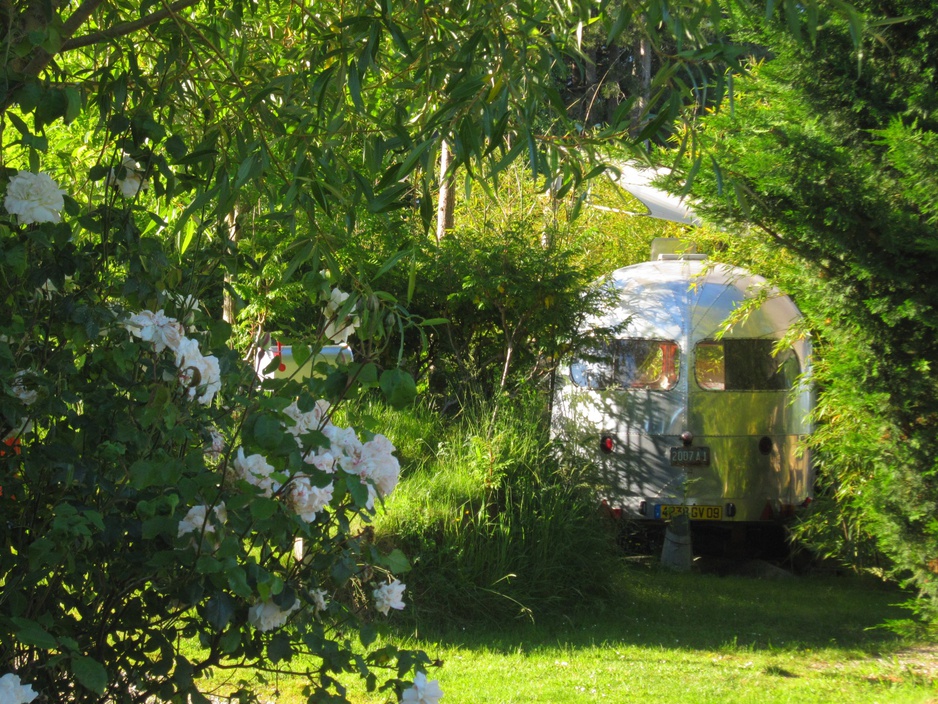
[{"xmin": 681, "ymin": 1, "xmax": 938, "ymax": 623}]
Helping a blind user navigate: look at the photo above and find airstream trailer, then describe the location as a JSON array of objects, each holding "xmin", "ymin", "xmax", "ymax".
[
  {"xmin": 254, "ymin": 343, "xmax": 353, "ymax": 381},
  {"xmin": 552, "ymin": 238, "xmax": 813, "ymax": 530}
]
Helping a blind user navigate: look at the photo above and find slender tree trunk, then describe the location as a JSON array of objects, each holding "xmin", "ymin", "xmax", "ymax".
[
  {"xmin": 630, "ymin": 33, "xmax": 652, "ymax": 137},
  {"xmin": 436, "ymin": 140, "xmax": 455, "ymax": 244},
  {"xmin": 223, "ymin": 207, "xmax": 239, "ymax": 325}
]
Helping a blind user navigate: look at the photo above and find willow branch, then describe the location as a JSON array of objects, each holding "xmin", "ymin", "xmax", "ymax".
[{"xmin": 60, "ymin": 0, "xmax": 201, "ymax": 51}]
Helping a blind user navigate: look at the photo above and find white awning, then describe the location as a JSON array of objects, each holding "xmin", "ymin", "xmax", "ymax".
[{"xmin": 611, "ymin": 162, "xmax": 700, "ymax": 226}]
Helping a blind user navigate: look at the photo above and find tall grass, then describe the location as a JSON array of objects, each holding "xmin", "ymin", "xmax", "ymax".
[{"xmin": 366, "ymin": 391, "xmax": 620, "ymax": 623}]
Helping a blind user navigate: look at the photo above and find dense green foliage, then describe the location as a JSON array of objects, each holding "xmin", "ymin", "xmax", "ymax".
[
  {"xmin": 368, "ymin": 393, "xmax": 621, "ymax": 623},
  {"xmin": 680, "ymin": 2, "xmax": 938, "ymax": 624}
]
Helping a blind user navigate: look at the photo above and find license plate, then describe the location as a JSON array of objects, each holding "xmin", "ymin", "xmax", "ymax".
[
  {"xmin": 670, "ymin": 445, "xmax": 710, "ymax": 466},
  {"xmin": 654, "ymin": 504, "xmax": 723, "ymax": 520}
]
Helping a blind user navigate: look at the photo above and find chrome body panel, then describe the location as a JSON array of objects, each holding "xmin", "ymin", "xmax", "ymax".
[
  {"xmin": 553, "ymin": 258, "xmax": 814, "ymax": 523},
  {"xmin": 255, "ymin": 345, "xmax": 353, "ymax": 381}
]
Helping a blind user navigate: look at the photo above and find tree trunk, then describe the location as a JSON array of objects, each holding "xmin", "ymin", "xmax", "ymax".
[
  {"xmin": 436, "ymin": 140, "xmax": 455, "ymax": 244},
  {"xmin": 630, "ymin": 33, "xmax": 652, "ymax": 137},
  {"xmin": 223, "ymin": 207, "xmax": 239, "ymax": 325}
]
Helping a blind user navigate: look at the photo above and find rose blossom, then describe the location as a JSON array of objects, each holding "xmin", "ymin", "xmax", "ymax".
[
  {"xmin": 338, "ymin": 431, "xmax": 401, "ymax": 499},
  {"xmin": 233, "ymin": 448, "xmax": 279, "ymax": 497},
  {"xmin": 323, "ymin": 287, "xmax": 359, "ymax": 344},
  {"xmin": 205, "ymin": 427, "xmax": 225, "ymax": 460},
  {"xmin": 4, "ymin": 171, "xmax": 66, "ymax": 225},
  {"xmin": 124, "ymin": 310, "xmax": 184, "ymax": 353},
  {"xmin": 402, "ymin": 671, "xmax": 444, "ymax": 704},
  {"xmin": 247, "ymin": 597, "xmax": 300, "ymax": 632},
  {"xmin": 283, "ymin": 399, "xmax": 330, "ymax": 442},
  {"xmin": 288, "ymin": 476, "xmax": 334, "ymax": 522},
  {"xmin": 0, "ymin": 673, "xmax": 38, "ymax": 704},
  {"xmin": 373, "ymin": 579, "xmax": 406, "ymax": 615},
  {"xmin": 9, "ymin": 371, "xmax": 37, "ymax": 406},
  {"xmin": 303, "ymin": 447, "xmax": 338, "ymax": 474},
  {"xmin": 174, "ymin": 337, "xmax": 221, "ymax": 405},
  {"xmin": 109, "ymin": 156, "xmax": 145, "ymax": 198},
  {"xmin": 177, "ymin": 503, "xmax": 227, "ymax": 538},
  {"xmin": 310, "ymin": 588, "xmax": 328, "ymax": 612}
]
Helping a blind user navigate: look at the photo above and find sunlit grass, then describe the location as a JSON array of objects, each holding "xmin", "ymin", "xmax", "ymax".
[{"xmin": 198, "ymin": 563, "xmax": 935, "ymax": 703}]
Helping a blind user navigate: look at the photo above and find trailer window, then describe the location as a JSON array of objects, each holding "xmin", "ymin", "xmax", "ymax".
[
  {"xmin": 695, "ymin": 339, "xmax": 800, "ymax": 391},
  {"xmin": 571, "ymin": 339, "xmax": 680, "ymax": 390}
]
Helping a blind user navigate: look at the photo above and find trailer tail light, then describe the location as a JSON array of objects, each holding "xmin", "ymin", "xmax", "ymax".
[
  {"xmin": 760, "ymin": 501, "xmax": 775, "ymax": 521},
  {"xmin": 600, "ymin": 435, "xmax": 614, "ymax": 454}
]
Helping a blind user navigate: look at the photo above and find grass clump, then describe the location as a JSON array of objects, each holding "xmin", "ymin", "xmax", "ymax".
[{"xmin": 367, "ymin": 391, "xmax": 620, "ymax": 623}]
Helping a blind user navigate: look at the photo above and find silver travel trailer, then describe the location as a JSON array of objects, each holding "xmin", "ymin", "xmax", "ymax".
[
  {"xmin": 254, "ymin": 343, "xmax": 353, "ymax": 381},
  {"xmin": 553, "ymin": 167, "xmax": 813, "ymax": 530}
]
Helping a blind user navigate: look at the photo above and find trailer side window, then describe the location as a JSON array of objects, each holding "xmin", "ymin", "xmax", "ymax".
[
  {"xmin": 571, "ymin": 339, "xmax": 680, "ymax": 390},
  {"xmin": 695, "ymin": 339, "xmax": 800, "ymax": 391}
]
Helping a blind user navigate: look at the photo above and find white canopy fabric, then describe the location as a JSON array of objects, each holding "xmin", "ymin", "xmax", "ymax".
[{"xmin": 610, "ymin": 162, "xmax": 700, "ymax": 226}]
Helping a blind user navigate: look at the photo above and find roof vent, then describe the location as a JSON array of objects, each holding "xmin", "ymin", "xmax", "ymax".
[
  {"xmin": 650, "ymin": 237, "xmax": 706, "ymax": 261},
  {"xmin": 658, "ymin": 253, "xmax": 709, "ymax": 261}
]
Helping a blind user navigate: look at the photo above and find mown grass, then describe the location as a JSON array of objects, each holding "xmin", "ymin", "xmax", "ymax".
[
  {"xmin": 203, "ymin": 562, "xmax": 935, "ymax": 703},
  {"xmin": 383, "ymin": 564, "xmax": 934, "ymax": 704},
  {"xmin": 197, "ymin": 397, "xmax": 936, "ymax": 703}
]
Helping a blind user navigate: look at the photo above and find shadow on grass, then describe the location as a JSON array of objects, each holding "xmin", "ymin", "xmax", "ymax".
[{"xmin": 402, "ymin": 561, "xmax": 911, "ymax": 656}]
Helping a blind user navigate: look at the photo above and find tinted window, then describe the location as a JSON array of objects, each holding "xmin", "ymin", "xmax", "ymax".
[
  {"xmin": 571, "ymin": 339, "xmax": 680, "ymax": 391},
  {"xmin": 694, "ymin": 339, "xmax": 800, "ymax": 391}
]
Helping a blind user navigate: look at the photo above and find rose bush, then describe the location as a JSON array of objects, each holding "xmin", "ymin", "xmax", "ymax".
[{"xmin": 0, "ymin": 164, "xmax": 433, "ymax": 703}]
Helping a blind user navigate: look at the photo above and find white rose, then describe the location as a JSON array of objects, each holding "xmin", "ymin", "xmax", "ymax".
[
  {"xmin": 402, "ymin": 672, "xmax": 444, "ymax": 704},
  {"xmin": 303, "ymin": 448, "xmax": 338, "ymax": 474},
  {"xmin": 247, "ymin": 598, "xmax": 299, "ymax": 632},
  {"xmin": 4, "ymin": 171, "xmax": 66, "ymax": 225},
  {"xmin": 310, "ymin": 588, "xmax": 328, "ymax": 612},
  {"xmin": 125, "ymin": 310, "xmax": 184, "ymax": 353},
  {"xmin": 373, "ymin": 579, "xmax": 406, "ymax": 615},
  {"xmin": 233, "ymin": 447, "xmax": 278, "ymax": 497},
  {"xmin": 109, "ymin": 157, "xmax": 146, "ymax": 198},
  {"xmin": 323, "ymin": 287, "xmax": 359, "ymax": 344},
  {"xmin": 288, "ymin": 476, "xmax": 334, "ymax": 522},
  {"xmin": 174, "ymin": 337, "xmax": 221, "ymax": 405},
  {"xmin": 177, "ymin": 503, "xmax": 227, "ymax": 538},
  {"xmin": 283, "ymin": 399, "xmax": 329, "ymax": 440},
  {"xmin": 9, "ymin": 371, "xmax": 38, "ymax": 406},
  {"xmin": 0, "ymin": 673, "xmax": 38, "ymax": 704}
]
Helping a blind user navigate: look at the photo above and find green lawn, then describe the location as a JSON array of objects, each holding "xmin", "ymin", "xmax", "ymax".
[
  {"xmin": 202, "ymin": 561, "xmax": 937, "ymax": 703},
  {"xmin": 360, "ymin": 562, "xmax": 937, "ymax": 704}
]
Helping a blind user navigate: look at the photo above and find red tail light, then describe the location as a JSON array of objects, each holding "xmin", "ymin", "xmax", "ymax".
[
  {"xmin": 760, "ymin": 501, "xmax": 775, "ymax": 521},
  {"xmin": 600, "ymin": 436, "xmax": 614, "ymax": 454}
]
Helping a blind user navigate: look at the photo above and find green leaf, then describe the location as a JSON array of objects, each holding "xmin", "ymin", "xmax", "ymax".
[
  {"xmin": 380, "ymin": 548, "xmax": 412, "ymax": 575},
  {"xmin": 346, "ymin": 473, "xmax": 369, "ymax": 508},
  {"xmin": 395, "ymin": 138, "xmax": 435, "ymax": 180},
  {"xmin": 606, "ymin": 5, "xmax": 633, "ymax": 45},
  {"xmin": 165, "ymin": 134, "xmax": 188, "ymax": 160},
  {"xmin": 205, "ymin": 593, "xmax": 236, "ymax": 630},
  {"xmin": 64, "ymin": 87, "xmax": 82, "ymax": 123},
  {"xmin": 268, "ymin": 632, "xmax": 293, "ymax": 663},
  {"xmin": 360, "ymin": 622, "xmax": 378, "ymax": 647},
  {"xmin": 11, "ymin": 617, "xmax": 57, "ymax": 649},
  {"xmin": 282, "ymin": 239, "xmax": 316, "ymax": 283},
  {"xmin": 196, "ymin": 555, "xmax": 223, "ymax": 574},
  {"xmin": 130, "ymin": 458, "xmax": 183, "ymax": 490},
  {"xmin": 250, "ymin": 497, "xmax": 280, "ymax": 521},
  {"xmin": 379, "ymin": 368, "xmax": 417, "ymax": 409},
  {"xmin": 72, "ymin": 655, "xmax": 108, "ymax": 695},
  {"xmin": 348, "ymin": 60, "xmax": 364, "ymax": 112},
  {"xmin": 253, "ymin": 414, "xmax": 286, "ymax": 451}
]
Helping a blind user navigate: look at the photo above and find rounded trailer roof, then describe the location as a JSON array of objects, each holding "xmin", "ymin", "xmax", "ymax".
[{"xmin": 593, "ymin": 258, "xmax": 802, "ymax": 342}]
